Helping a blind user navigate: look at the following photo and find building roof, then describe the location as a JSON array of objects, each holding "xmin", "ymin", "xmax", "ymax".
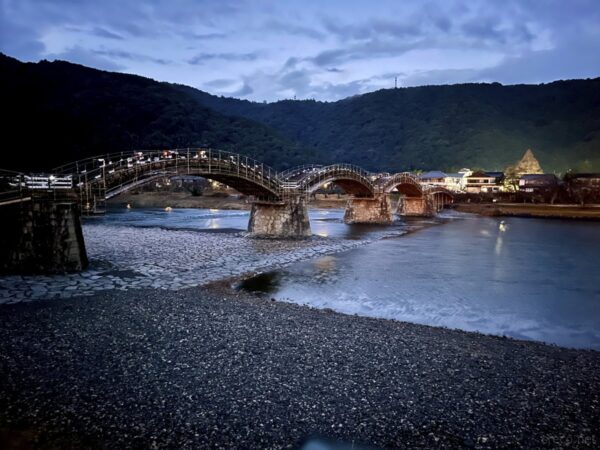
[
  {"xmin": 567, "ymin": 173, "xmax": 600, "ymax": 179},
  {"xmin": 520, "ymin": 174, "xmax": 557, "ymax": 181},
  {"xmin": 485, "ymin": 172, "xmax": 504, "ymax": 178},
  {"xmin": 445, "ymin": 173, "xmax": 464, "ymax": 178},
  {"xmin": 419, "ymin": 171, "xmax": 447, "ymax": 179},
  {"xmin": 468, "ymin": 171, "xmax": 492, "ymax": 178}
]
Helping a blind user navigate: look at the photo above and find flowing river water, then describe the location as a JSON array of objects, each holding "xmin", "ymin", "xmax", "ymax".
[{"xmin": 96, "ymin": 206, "xmax": 600, "ymax": 350}]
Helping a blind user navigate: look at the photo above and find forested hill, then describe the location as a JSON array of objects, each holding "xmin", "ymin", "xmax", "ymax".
[
  {"xmin": 0, "ymin": 54, "xmax": 310, "ymax": 172},
  {"xmin": 177, "ymin": 79, "xmax": 600, "ymax": 173},
  {"xmin": 2, "ymin": 53, "xmax": 599, "ymax": 173}
]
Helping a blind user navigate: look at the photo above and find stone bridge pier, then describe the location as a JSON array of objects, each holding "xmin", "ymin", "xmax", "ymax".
[
  {"xmin": 248, "ymin": 196, "xmax": 311, "ymax": 238},
  {"xmin": 343, "ymin": 194, "xmax": 393, "ymax": 224},
  {"xmin": 0, "ymin": 192, "xmax": 88, "ymax": 274},
  {"xmin": 397, "ymin": 196, "xmax": 435, "ymax": 217}
]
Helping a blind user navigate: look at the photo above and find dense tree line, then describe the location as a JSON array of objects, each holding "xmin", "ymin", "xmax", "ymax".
[
  {"xmin": 0, "ymin": 54, "xmax": 311, "ymax": 172},
  {"xmin": 183, "ymin": 79, "xmax": 600, "ymax": 174},
  {"xmin": 1, "ymin": 53, "xmax": 599, "ymax": 173}
]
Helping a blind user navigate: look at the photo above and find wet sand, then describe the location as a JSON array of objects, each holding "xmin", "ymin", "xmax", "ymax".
[{"xmin": 0, "ymin": 285, "xmax": 598, "ymax": 449}]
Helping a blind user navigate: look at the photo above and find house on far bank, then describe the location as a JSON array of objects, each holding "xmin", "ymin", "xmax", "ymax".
[
  {"xmin": 443, "ymin": 173, "xmax": 468, "ymax": 191},
  {"xmin": 419, "ymin": 170, "xmax": 470, "ymax": 191},
  {"xmin": 564, "ymin": 173, "xmax": 600, "ymax": 189},
  {"xmin": 564, "ymin": 173, "xmax": 600, "ymax": 204},
  {"xmin": 519, "ymin": 174, "xmax": 558, "ymax": 193},
  {"xmin": 418, "ymin": 171, "xmax": 447, "ymax": 186},
  {"xmin": 465, "ymin": 171, "xmax": 505, "ymax": 193}
]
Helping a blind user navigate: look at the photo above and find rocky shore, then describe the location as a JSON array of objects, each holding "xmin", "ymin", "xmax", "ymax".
[
  {"xmin": 1, "ymin": 286, "xmax": 599, "ymax": 449},
  {"xmin": 0, "ymin": 223, "xmax": 378, "ymax": 303}
]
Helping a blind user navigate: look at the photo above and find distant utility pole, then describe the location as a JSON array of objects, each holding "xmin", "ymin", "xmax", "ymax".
[{"xmin": 395, "ymin": 76, "xmax": 397, "ymax": 89}]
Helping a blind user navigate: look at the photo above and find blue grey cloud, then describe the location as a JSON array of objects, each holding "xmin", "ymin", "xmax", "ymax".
[
  {"xmin": 91, "ymin": 27, "xmax": 125, "ymax": 40},
  {"xmin": 188, "ymin": 52, "xmax": 260, "ymax": 65},
  {"xmin": 203, "ymin": 78, "xmax": 237, "ymax": 88},
  {"xmin": 47, "ymin": 46, "xmax": 125, "ymax": 71},
  {"xmin": 1, "ymin": 0, "xmax": 599, "ymax": 101},
  {"xmin": 93, "ymin": 49, "xmax": 170, "ymax": 65},
  {"xmin": 231, "ymin": 81, "xmax": 253, "ymax": 97}
]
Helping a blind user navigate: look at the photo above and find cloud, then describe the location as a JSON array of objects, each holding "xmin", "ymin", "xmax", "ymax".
[
  {"xmin": 460, "ymin": 16, "xmax": 534, "ymax": 46},
  {"xmin": 203, "ymin": 78, "xmax": 237, "ymax": 88},
  {"xmin": 231, "ymin": 81, "xmax": 253, "ymax": 97},
  {"xmin": 0, "ymin": 20, "xmax": 45, "ymax": 60},
  {"xmin": 323, "ymin": 17, "xmax": 421, "ymax": 41},
  {"xmin": 188, "ymin": 52, "xmax": 259, "ymax": 65},
  {"xmin": 186, "ymin": 32, "xmax": 227, "ymax": 40},
  {"xmin": 47, "ymin": 46, "xmax": 125, "ymax": 71},
  {"xmin": 400, "ymin": 32, "xmax": 600, "ymax": 87},
  {"xmin": 310, "ymin": 39, "xmax": 420, "ymax": 67},
  {"xmin": 93, "ymin": 49, "xmax": 170, "ymax": 65},
  {"xmin": 91, "ymin": 26, "xmax": 125, "ymax": 40},
  {"xmin": 1, "ymin": 0, "xmax": 599, "ymax": 101},
  {"xmin": 263, "ymin": 20, "xmax": 325, "ymax": 40},
  {"xmin": 478, "ymin": 36, "xmax": 600, "ymax": 84}
]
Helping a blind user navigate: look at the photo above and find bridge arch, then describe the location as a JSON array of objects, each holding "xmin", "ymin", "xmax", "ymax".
[
  {"xmin": 378, "ymin": 172, "xmax": 424, "ymax": 197},
  {"xmin": 289, "ymin": 164, "xmax": 375, "ymax": 197},
  {"xmin": 52, "ymin": 149, "xmax": 282, "ymax": 212},
  {"xmin": 426, "ymin": 187, "xmax": 454, "ymax": 211}
]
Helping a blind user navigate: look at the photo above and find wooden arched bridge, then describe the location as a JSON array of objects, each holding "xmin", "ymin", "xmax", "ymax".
[{"xmin": 0, "ymin": 148, "xmax": 452, "ymax": 273}]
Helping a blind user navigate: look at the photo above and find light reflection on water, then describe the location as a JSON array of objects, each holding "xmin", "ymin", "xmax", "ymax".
[
  {"xmin": 92, "ymin": 206, "xmax": 417, "ymax": 240},
  {"xmin": 92, "ymin": 206, "xmax": 252, "ymax": 231},
  {"xmin": 242, "ymin": 216, "xmax": 600, "ymax": 350}
]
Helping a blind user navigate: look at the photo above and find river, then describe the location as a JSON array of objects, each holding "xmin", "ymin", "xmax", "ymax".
[{"xmin": 96, "ymin": 207, "xmax": 600, "ymax": 349}]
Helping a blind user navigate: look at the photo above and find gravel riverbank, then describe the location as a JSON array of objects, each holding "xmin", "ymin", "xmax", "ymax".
[
  {"xmin": 1, "ymin": 286, "xmax": 598, "ymax": 449},
  {"xmin": 0, "ymin": 224, "xmax": 377, "ymax": 303}
]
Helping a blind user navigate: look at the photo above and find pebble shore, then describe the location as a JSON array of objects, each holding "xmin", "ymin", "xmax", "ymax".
[
  {"xmin": 0, "ymin": 224, "xmax": 374, "ymax": 304},
  {"xmin": 1, "ymin": 286, "xmax": 599, "ymax": 449}
]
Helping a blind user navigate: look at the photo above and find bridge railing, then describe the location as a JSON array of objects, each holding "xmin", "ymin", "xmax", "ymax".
[
  {"xmin": 52, "ymin": 148, "xmax": 282, "ymax": 197},
  {"xmin": 278, "ymin": 164, "xmax": 324, "ymax": 181},
  {"xmin": 0, "ymin": 169, "xmax": 27, "ymax": 205},
  {"xmin": 0, "ymin": 170, "xmax": 80, "ymax": 206},
  {"xmin": 377, "ymin": 172, "xmax": 422, "ymax": 193},
  {"xmin": 295, "ymin": 163, "xmax": 375, "ymax": 193}
]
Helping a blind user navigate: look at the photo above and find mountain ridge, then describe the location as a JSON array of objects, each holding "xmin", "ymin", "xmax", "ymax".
[
  {"xmin": 0, "ymin": 53, "xmax": 311, "ymax": 172},
  {"xmin": 176, "ymin": 79, "xmax": 600, "ymax": 173},
  {"xmin": 2, "ymin": 53, "xmax": 599, "ymax": 173}
]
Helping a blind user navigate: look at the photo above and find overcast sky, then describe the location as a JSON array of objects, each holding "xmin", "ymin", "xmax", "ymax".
[{"xmin": 1, "ymin": 0, "xmax": 599, "ymax": 102}]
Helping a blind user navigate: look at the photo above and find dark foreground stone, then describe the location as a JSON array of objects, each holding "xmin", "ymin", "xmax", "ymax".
[{"xmin": 0, "ymin": 288, "xmax": 598, "ymax": 449}]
